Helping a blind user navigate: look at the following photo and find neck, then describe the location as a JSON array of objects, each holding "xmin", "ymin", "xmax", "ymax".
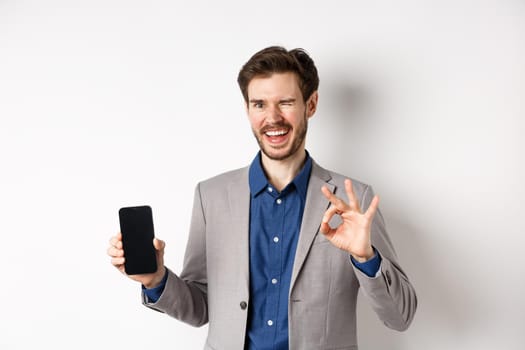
[{"xmin": 260, "ymin": 148, "xmax": 307, "ymax": 192}]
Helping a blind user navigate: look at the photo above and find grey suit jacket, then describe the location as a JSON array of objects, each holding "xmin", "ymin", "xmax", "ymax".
[{"xmin": 143, "ymin": 161, "xmax": 417, "ymax": 350}]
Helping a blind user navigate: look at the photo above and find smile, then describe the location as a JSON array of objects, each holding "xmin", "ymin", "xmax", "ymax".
[{"xmin": 264, "ymin": 129, "xmax": 289, "ymax": 137}]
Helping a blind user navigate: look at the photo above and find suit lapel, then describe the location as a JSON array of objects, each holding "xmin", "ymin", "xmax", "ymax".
[
  {"xmin": 227, "ymin": 169, "xmax": 251, "ymax": 291},
  {"xmin": 290, "ymin": 162, "xmax": 335, "ymax": 292}
]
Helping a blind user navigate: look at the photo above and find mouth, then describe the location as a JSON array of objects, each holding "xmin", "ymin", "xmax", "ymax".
[
  {"xmin": 265, "ymin": 129, "xmax": 289, "ymax": 137},
  {"xmin": 262, "ymin": 127, "xmax": 290, "ymax": 145},
  {"xmin": 259, "ymin": 122, "xmax": 293, "ymax": 148}
]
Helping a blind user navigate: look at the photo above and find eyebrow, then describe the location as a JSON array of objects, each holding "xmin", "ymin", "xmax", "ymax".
[{"xmin": 248, "ymin": 98, "xmax": 297, "ymax": 105}]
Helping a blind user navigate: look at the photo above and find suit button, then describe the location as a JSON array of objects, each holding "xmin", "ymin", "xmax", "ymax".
[
  {"xmin": 385, "ymin": 271, "xmax": 392, "ymax": 286},
  {"xmin": 240, "ymin": 301, "xmax": 247, "ymax": 310}
]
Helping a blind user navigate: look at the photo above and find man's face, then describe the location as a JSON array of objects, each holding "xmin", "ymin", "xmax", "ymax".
[{"xmin": 246, "ymin": 72, "xmax": 317, "ymax": 161}]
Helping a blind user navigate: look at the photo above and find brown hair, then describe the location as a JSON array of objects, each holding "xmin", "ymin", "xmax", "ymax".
[{"xmin": 237, "ymin": 46, "xmax": 319, "ymax": 103}]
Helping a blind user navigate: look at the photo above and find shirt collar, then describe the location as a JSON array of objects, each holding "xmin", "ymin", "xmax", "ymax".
[
  {"xmin": 293, "ymin": 152, "xmax": 312, "ymax": 202},
  {"xmin": 248, "ymin": 151, "xmax": 312, "ymax": 201}
]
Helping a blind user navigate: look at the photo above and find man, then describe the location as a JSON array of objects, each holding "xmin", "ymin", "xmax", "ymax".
[{"xmin": 108, "ymin": 46, "xmax": 417, "ymax": 350}]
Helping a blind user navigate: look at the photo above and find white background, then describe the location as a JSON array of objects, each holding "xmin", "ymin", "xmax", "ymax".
[{"xmin": 1, "ymin": 0, "xmax": 523, "ymax": 349}]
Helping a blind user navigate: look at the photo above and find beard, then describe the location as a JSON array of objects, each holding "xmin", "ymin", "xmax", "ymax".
[{"xmin": 252, "ymin": 112, "xmax": 308, "ymax": 161}]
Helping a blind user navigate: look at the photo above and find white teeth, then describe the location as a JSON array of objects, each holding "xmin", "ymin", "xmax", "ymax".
[{"xmin": 265, "ymin": 130, "xmax": 287, "ymax": 136}]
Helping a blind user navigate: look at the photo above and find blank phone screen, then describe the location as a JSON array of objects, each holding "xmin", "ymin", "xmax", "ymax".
[{"xmin": 118, "ymin": 206, "xmax": 158, "ymax": 275}]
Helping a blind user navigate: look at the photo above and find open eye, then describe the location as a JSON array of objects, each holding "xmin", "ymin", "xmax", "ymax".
[{"xmin": 251, "ymin": 101, "xmax": 264, "ymax": 109}]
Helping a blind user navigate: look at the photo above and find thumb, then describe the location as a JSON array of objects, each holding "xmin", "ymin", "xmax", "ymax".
[
  {"xmin": 153, "ymin": 238, "xmax": 166, "ymax": 273},
  {"xmin": 153, "ymin": 238, "xmax": 165, "ymax": 251}
]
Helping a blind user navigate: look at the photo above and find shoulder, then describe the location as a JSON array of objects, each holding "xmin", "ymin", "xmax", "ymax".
[{"xmin": 197, "ymin": 166, "xmax": 249, "ymax": 193}]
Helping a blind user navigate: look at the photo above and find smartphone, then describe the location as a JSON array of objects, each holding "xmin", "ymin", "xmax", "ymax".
[{"xmin": 118, "ymin": 205, "xmax": 158, "ymax": 275}]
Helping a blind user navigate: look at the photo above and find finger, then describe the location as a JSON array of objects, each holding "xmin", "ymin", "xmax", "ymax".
[
  {"xmin": 344, "ymin": 179, "xmax": 361, "ymax": 212},
  {"xmin": 321, "ymin": 185, "xmax": 349, "ymax": 212},
  {"xmin": 111, "ymin": 256, "xmax": 125, "ymax": 266},
  {"xmin": 364, "ymin": 195, "xmax": 380, "ymax": 220},
  {"xmin": 322, "ymin": 204, "xmax": 340, "ymax": 225},
  {"xmin": 109, "ymin": 236, "xmax": 118, "ymax": 247},
  {"xmin": 108, "ymin": 238, "xmax": 122, "ymax": 250},
  {"xmin": 319, "ymin": 221, "xmax": 336, "ymax": 239},
  {"xmin": 109, "ymin": 232, "xmax": 122, "ymax": 247},
  {"xmin": 107, "ymin": 246, "xmax": 124, "ymax": 258}
]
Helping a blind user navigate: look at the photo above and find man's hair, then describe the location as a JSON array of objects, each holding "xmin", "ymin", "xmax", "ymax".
[{"xmin": 237, "ymin": 46, "xmax": 319, "ymax": 103}]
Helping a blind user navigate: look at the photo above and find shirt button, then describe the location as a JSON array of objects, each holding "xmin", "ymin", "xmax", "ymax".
[
  {"xmin": 276, "ymin": 198, "xmax": 282, "ymax": 205},
  {"xmin": 268, "ymin": 187, "xmax": 273, "ymax": 193},
  {"xmin": 273, "ymin": 236, "xmax": 279, "ymax": 243},
  {"xmin": 271, "ymin": 278, "xmax": 278, "ymax": 284},
  {"xmin": 267, "ymin": 320, "xmax": 274, "ymax": 326},
  {"xmin": 240, "ymin": 301, "xmax": 247, "ymax": 310}
]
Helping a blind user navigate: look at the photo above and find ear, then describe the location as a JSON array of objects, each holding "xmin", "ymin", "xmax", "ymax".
[{"xmin": 306, "ymin": 91, "xmax": 319, "ymax": 118}]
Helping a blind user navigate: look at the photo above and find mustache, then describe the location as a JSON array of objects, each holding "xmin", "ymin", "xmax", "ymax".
[{"xmin": 260, "ymin": 122, "xmax": 292, "ymax": 134}]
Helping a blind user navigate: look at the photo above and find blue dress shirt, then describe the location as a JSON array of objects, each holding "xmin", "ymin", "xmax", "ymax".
[{"xmin": 245, "ymin": 152, "xmax": 312, "ymax": 350}]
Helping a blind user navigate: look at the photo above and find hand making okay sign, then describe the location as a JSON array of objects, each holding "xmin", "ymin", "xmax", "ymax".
[{"xmin": 320, "ymin": 179, "xmax": 380, "ymax": 262}]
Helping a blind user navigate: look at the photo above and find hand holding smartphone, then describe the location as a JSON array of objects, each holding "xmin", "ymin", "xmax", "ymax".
[{"xmin": 118, "ymin": 205, "xmax": 158, "ymax": 275}]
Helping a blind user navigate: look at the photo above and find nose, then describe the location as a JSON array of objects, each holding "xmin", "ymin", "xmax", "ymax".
[{"xmin": 266, "ymin": 104, "xmax": 284, "ymax": 123}]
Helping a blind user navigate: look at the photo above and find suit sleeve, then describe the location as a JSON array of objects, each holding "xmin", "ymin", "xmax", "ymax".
[
  {"xmin": 353, "ymin": 185, "xmax": 418, "ymax": 331},
  {"xmin": 142, "ymin": 183, "xmax": 209, "ymax": 327}
]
